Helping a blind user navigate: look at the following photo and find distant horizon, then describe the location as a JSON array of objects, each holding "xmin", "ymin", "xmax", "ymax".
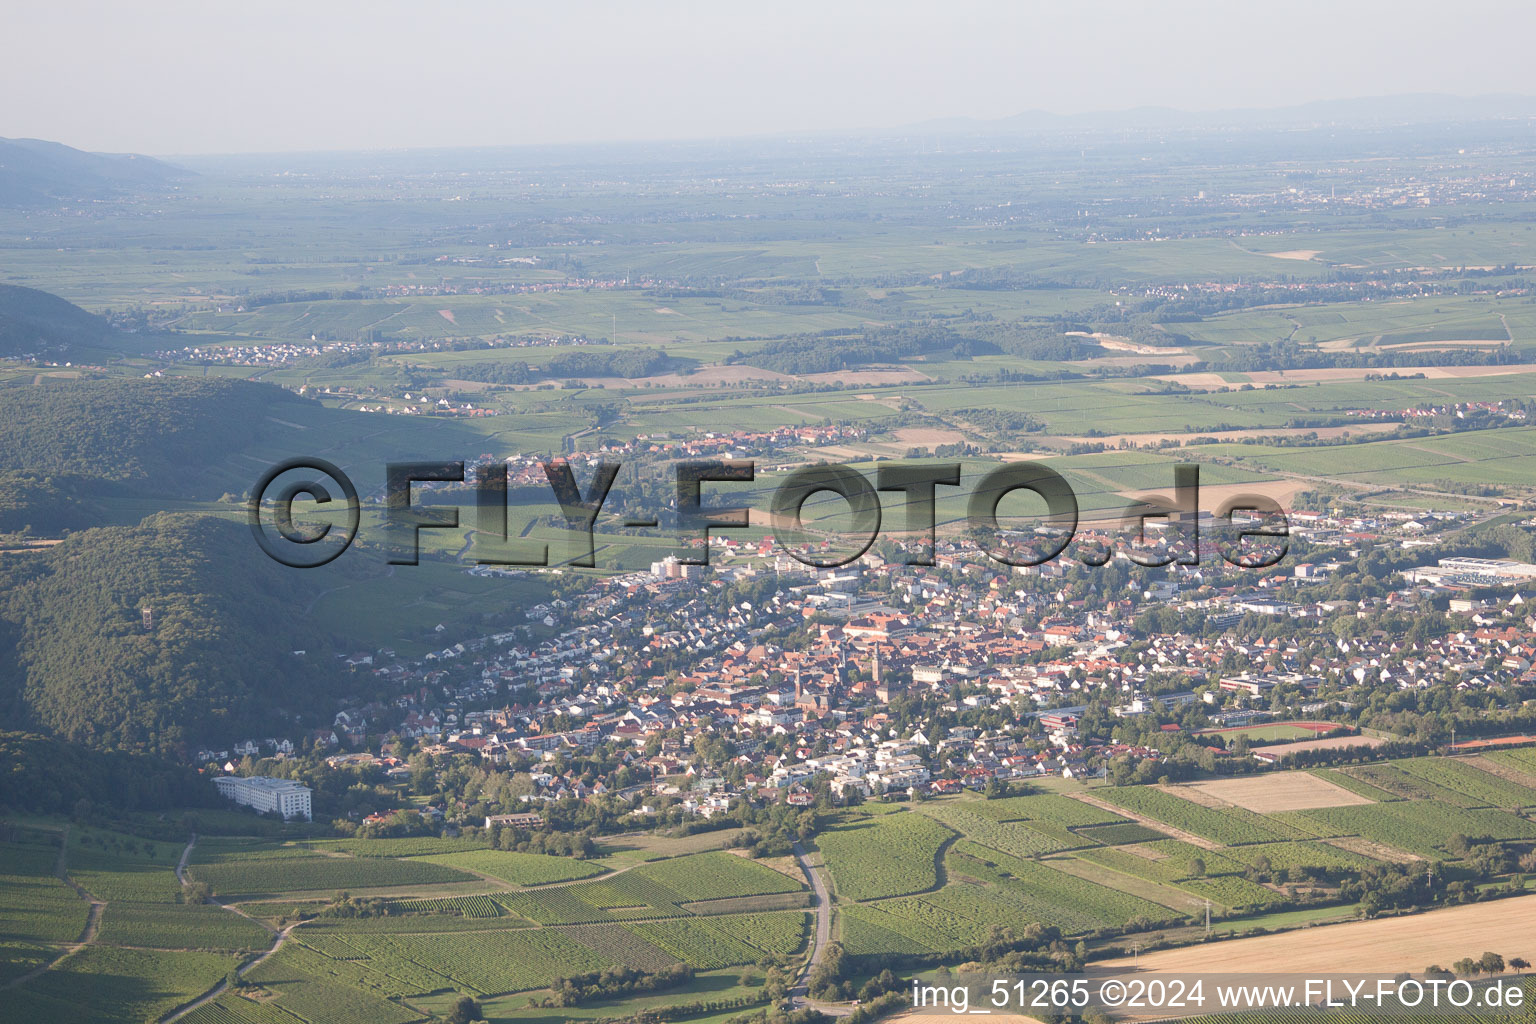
[
  {"xmin": 9, "ymin": 0, "xmax": 1536, "ymax": 155},
  {"xmin": 11, "ymin": 90, "xmax": 1536, "ymax": 162}
]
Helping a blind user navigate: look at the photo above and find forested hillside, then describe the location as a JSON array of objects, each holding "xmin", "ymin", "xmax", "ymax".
[
  {"xmin": 0, "ymin": 375, "xmax": 306, "ymax": 481},
  {"xmin": 0, "ymin": 730, "xmax": 212, "ymax": 814},
  {"xmin": 0, "ymin": 284, "xmax": 116, "ymax": 357},
  {"xmin": 0, "ymin": 513, "xmax": 332, "ymax": 757}
]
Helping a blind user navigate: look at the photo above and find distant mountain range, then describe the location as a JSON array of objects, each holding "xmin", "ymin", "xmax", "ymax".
[
  {"xmin": 904, "ymin": 93, "xmax": 1536, "ymax": 137},
  {"xmin": 0, "ymin": 136, "xmax": 190, "ymax": 206}
]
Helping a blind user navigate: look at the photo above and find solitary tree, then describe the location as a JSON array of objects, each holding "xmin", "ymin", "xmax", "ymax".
[{"xmin": 445, "ymin": 995, "xmax": 483, "ymax": 1023}]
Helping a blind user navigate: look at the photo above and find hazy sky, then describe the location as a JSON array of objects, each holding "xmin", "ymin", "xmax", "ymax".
[{"xmin": 9, "ymin": 0, "xmax": 1536, "ymax": 155}]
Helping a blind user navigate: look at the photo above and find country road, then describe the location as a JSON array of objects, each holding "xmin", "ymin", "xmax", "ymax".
[
  {"xmin": 790, "ymin": 840, "xmax": 851, "ymax": 1017},
  {"xmin": 161, "ymin": 833, "xmax": 299, "ymax": 1023}
]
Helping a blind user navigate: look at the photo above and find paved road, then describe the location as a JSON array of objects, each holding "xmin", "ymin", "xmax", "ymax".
[{"xmin": 789, "ymin": 841, "xmax": 852, "ymax": 1016}]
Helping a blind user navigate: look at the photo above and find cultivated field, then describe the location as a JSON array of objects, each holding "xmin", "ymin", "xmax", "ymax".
[
  {"xmin": 1178, "ymin": 773, "xmax": 1375, "ymax": 813},
  {"xmin": 1092, "ymin": 895, "xmax": 1536, "ymax": 976}
]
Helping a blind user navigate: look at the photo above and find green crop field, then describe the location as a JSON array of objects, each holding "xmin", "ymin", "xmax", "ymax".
[
  {"xmin": 388, "ymin": 894, "xmax": 508, "ymax": 919},
  {"xmin": 1390, "ymin": 757, "xmax": 1536, "ymax": 808},
  {"xmin": 310, "ymin": 836, "xmax": 496, "ymax": 858},
  {"xmin": 630, "ymin": 851, "xmax": 804, "ymax": 901},
  {"xmin": 336, "ymin": 928, "xmax": 615, "ymax": 995},
  {"xmin": 68, "ymin": 846, "xmax": 186, "ymax": 904},
  {"xmin": 96, "ymin": 901, "xmax": 272, "ymax": 952},
  {"xmin": 1280, "ymin": 801, "xmax": 1536, "ymax": 858},
  {"xmin": 963, "ymin": 793, "xmax": 1130, "ymax": 826},
  {"xmin": 181, "ymin": 993, "xmax": 307, "ymax": 1024},
  {"xmin": 1090, "ymin": 787, "xmax": 1307, "ymax": 845},
  {"xmin": 186, "ymin": 854, "xmax": 475, "ymax": 897},
  {"xmin": 1073, "ymin": 839, "xmax": 1246, "ymax": 885},
  {"xmin": 1310, "ymin": 768, "xmax": 1403, "ymax": 802},
  {"xmin": 1223, "ymin": 841, "xmax": 1383, "ymax": 873},
  {"xmin": 1486, "ymin": 748, "xmax": 1536, "ymax": 775},
  {"xmin": 5, "ymin": 945, "xmax": 236, "ymax": 1024},
  {"xmin": 816, "ymin": 810, "xmax": 954, "ymax": 901},
  {"xmin": 1070, "ymin": 822, "xmax": 1171, "ymax": 845},
  {"xmin": 0, "ymin": 838, "xmax": 90, "ymax": 945},
  {"xmin": 557, "ymin": 923, "xmax": 679, "ymax": 972},
  {"xmin": 1340, "ymin": 764, "xmax": 1486, "ymax": 807},
  {"xmin": 412, "ymin": 849, "xmax": 607, "ymax": 886},
  {"xmin": 1175, "ymin": 875, "xmax": 1287, "ymax": 911},
  {"xmin": 913, "ymin": 800, "xmax": 1094, "ymax": 857},
  {"xmin": 626, "ymin": 917, "xmax": 771, "ymax": 969},
  {"xmin": 950, "ymin": 842, "xmax": 1172, "ymax": 926}
]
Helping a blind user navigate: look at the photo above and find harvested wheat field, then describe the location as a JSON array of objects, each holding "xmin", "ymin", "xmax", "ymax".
[
  {"xmin": 1093, "ymin": 895, "xmax": 1536, "ymax": 978},
  {"xmin": 1179, "ymin": 772, "xmax": 1374, "ymax": 813},
  {"xmin": 893, "ymin": 427, "xmax": 968, "ymax": 447}
]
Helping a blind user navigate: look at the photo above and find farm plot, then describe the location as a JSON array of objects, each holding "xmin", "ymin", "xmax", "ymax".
[
  {"xmin": 1071, "ymin": 822, "xmax": 1170, "ymax": 845},
  {"xmin": 1175, "ymin": 876, "xmax": 1286, "ymax": 911},
  {"xmin": 839, "ymin": 903, "xmax": 942, "ymax": 956},
  {"xmin": 7, "ymin": 945, "xmax": 235, "ymax": 1024},
  {"xmin": 681, "ymin": 891, "xmax": 813, "ymax": 916},
  {"xmin": 951, "ymin": 842, "xmax": 1170, "ymax": 927},
  {"xmin": 1091, "ymin": 786, "xmax": 1306, "ymax": 845},
  {"xmin": 1282, "ymin": 801, "xmax": 1536, "ymax": 858},
  {"xmin": 317, "ymin": 836, "xmax": 495, "ymax": 858},
  {"xmin": 187, "ymin": 855, "xmax": 474, "ymax": 897},
  {"xmin": 492, "ymin": 887, "xmax": 614, "ymax": 925},
  {"xmin": 564, "ymin": 872, "xmax": 689, "ymax": 916},
  {"xmin": 0, "ymin": 839, "xmax": 90, "ymax": 944},
  {"xmin": 1180, "ymin": 772, "xmax": 1375, "ymax": 813},
  {"xmin": 729, "ymin": 911, "xmax": 811, "ymax": 956},
  {"xmin": 0, "ymin": 941, "xmax": 57, "ymax": 987},
  {"xmin": 190, "ymin": 838, "xmax": 330, "ymax": 864},
  {"xmin": 626, "ymin": 918, "xmax": 766, "ymax": 970},
  {"xmin": 68, "ymin": 844, "xmax": 185, "ymax": 903},
  {"xmin": 857, "ymin": 886, "xmax": 1033, "ymax": 951},
  {"xmin": 1342, "ymin": 764, "xmax": 1483, "ymax": 806},
  {"xmin": 344, "ymin": 928, "xmax": 614, "ymax": 994},
  {"xmin": 914, "ymin": 801, "xmax": 1085, "ymax": 858},
  {"xmin": 390, "ymin": 894, "xmax": 506, "ymax": 918},
  {"xmin": 1091, "ymin": 839, "xmax": 1246, "ymax": 882},
  {"xmin": 181, "ymin": 993, "xmax": 302, "ymax": 1024},
  {"xmin": 1390, "ymin": 757, "xmax": 1536, "ymax": 808},
  {"xmin": 97, "ymin": 901, "xmax": 272, "ymax": 951},
  {"xmin": 259, "ymin": 970, "xmax": 423, "ymax": 1024},
  {"xmin": 558, "ymin": 923, "xmax": 679, "ymax": 972},
  {"xmin": 1487, "ymin": 747, "xmax": 1536, "ymax": 775},
  {"xmin": 273, "ymin": 934, "xmax": 454, "ymax": 997},
  {"xmin": 1222, "ymin": 841, "xmax": 1383, "ymax": 873},
  {"xmin": 1310, "ymin": 768, "xmax": 1402, "ymax": 802},
  {"xmin": 962, "ymin": 794, "xmax": 1130, "ymax": 827},
  {"xmin": 1091, "ymin": 894, "xmax": 1536, "ymax": 979},
  {"xmin": 413, "ymin": 849, "xmax": 606, "ymax": 886},
  {"xmin": 631, "ymin": 851, "xmax": 804, "ymax": 901},
  {"xmin": 816, "ymin": 810, "xmax": 954, "ymax": 901}
]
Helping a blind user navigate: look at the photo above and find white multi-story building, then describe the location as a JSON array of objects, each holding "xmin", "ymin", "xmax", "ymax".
[{"xmin": 213, "ymin": 775, "xmax": 313, "ymax": 821}]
